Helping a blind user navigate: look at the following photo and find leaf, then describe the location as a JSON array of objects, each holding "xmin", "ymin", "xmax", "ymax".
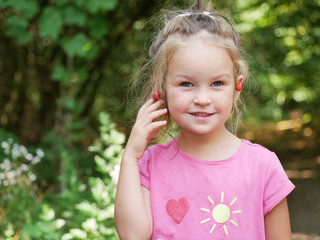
[
  {"xmin": 77, "ymin": 68, "xmax": 89, "ymax": 83},
  {"xmin": 88, "ymin": 13, "xmax": 109, "ymax": 39},
  {"xmin": 0, "ymin": 0, "xmax": 39, "ymax": 19},
  {"xmin": 71, "ymin": 132, "xmax": 85, "ymax": 141},
  {"xmin": 59, "ymin": 98, "xmax": 77, "ymax": 111},
  {"xmin": 73, "ymin": 0, "xmax": 86, "ymax": 8},
  {"xmin": 43, "ymin": 231, "xmax": 61, "ymax": 240},
  {"xmin": 53, "ymin": 0, "xmax": 69, "ymax": 7},
  {"xmin": 5, "ymin": 15, "xmax": 28, "ymax": 29},
  {"xmin": 60, "ymin": 33, "xmax": 94, "ymax": 58},
  {"xmin": 62, "ymin": 6, "xmax": 87, "ymax": 26},
  {"xmin": 66, "ymin": 120, "xmax": 86, "ymax": 131},
  {"xmin": 23, "ymin": 224, "xmax": 42, "ymax": 238},
  {"xmin": 12, "ymin": 0, "xmax": 39, "ymax": 19},
  {"xmin": 0, "ymin": 0, "xmax": 9, "ymax": 8},
  {"xmin": 52, "ymin": 64, "xmax": 71, "ymax": 86},
  {"xmin": 5, "ymin": 16, "xmax": 32, "ymax": 45},
  {"xmin": 39, "ymin": 6, "xmax": 63, "ymax": 40},
  {"xmin": 85, "ymin": 0, "xmax": 118, "ymax": 14}
]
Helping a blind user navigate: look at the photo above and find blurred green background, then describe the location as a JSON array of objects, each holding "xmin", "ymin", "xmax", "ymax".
[{"xmin": 0, "ymin": 0, "xmax": 319, "ymax": 239}]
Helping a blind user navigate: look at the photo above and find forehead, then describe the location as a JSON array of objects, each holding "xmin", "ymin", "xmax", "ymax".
[{"xmin": 167, "ymin": 33, "xmax": 234, "ymax": 77}]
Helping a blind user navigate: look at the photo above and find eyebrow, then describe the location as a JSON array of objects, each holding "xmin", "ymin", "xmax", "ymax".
[{"xmin": 172, "ymin": 73, "xmax": 233, "ymax": 80}]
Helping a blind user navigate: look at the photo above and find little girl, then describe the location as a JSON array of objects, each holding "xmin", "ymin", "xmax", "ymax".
[{"xmin": 115, "ymin": 1, "xmax": 295, "ymax": 239}]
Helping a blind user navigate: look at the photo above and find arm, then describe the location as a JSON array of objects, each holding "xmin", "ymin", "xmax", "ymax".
[
  {"xmin": 264, "ymin": 198, "xmax": 292, "ymax": 240},
  {"xmin": 114, "ymin": 99, "xmax": 167, "ymax": 240}
]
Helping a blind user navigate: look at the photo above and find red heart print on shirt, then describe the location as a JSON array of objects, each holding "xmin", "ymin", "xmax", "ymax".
[{"xmin": 166, "ymin": 197, "xmax": 190, "ymax": 224}]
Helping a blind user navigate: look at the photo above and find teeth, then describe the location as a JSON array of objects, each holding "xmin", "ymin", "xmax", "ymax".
[{"xmin": 193, "ymin": 113, "xmax": 209, "ymax": 116}]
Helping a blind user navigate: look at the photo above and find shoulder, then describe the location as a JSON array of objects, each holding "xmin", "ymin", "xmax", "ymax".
[
  {"xmin": 145, "ymin": 139, "xmax": 177, "ymax": 156},
  {"xmin": 239, "ymin": 139, "xmax": 279, "ymax": 168},
  {"xmin": 241, "ymin": 139, "xmax": 276, "ymax": 157},
  {"xmin": 139, "ymin": 139, "xmax": 177, "ymax": 174},
  {"xmin": 140, "ymin": 139, "xmax": 178, "ymax": 162}
]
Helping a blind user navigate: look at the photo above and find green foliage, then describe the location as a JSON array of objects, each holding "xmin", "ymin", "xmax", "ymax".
[
  {"xmin": 85, "ymin": 0, "xmax": 118, "ymax": 13},
  {"xmin": 61, "ymin": 33, "xmax": 97, "ymax": 58},
  {"xmin": 53, "ymin": 112, "xmax": 123, "ymax": 239},
  {"xmin": 0, "ymin": 0, "xmax": 320, "ymax": 237},
  {"xmin": 39, "ymin": 6, "xmax": 63, "ymax": 40},
  {"xmin": 0, "ymin": 133, "xmax": 44, "ymax": 239},
  {"xmin": 1, "ymin": 112, "xmax": 124, "ymax": 240},
  {"xmin": 232, "ymin": 0, "xmax": 320, "ymax": 123},
  {"xmin": 61, "ymin": 112, "xmax": 124, "ymax": 239}
]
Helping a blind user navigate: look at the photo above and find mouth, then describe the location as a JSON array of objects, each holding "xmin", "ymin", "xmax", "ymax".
[{"xmin": 190, "ymin": 112, "xmax": 213, "ymax": 117}]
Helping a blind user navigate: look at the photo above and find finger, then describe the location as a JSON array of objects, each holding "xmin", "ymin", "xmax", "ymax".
[
  {"xmin": 137, "ymin": 99, "xmax": 154, "ymax": 116},
  {"xmin": 146, "ymin": 120, "xmax": 167, "ymax": 135},
  {"xmin": 137, "ymin": 99, "xmax": 165, "ymax": 121},
  {"xmin": 148, "ymin": 108, "xmax": 168, "ymax": 121},
  {"xmin": 136, "ymin": 108, "xmax": 167, "ymax": 129}
]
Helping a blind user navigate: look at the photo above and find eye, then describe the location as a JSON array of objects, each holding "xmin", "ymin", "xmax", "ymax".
[
  {"xmin": 212, "ymin": 81, "xmax": 223, "ymax": 87},
  {"xmin": 180, "ymin": 82, "xmax": 193, "ymax": 87}
]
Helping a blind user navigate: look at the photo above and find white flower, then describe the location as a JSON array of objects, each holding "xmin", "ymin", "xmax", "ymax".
[
  {"xmin": 12, "ymin": 148, "xmax": 21, "ymax": 160},
  {"xmin": 36, "ymin": 148, "xmax": 45, "ymax": 158},
  {"xmin": 31, "ymin": 156, "xmax": 41, "ymax": 165},
  {"xmin": 16, "ymin": 169, "xmax": 22, "ymax": 175},
  {"xmin": 19, "ymin": 145, "xmax": 28, "ymax": 155},
  {"xmin": 28, "ymin": 173, "xmax": 37, "ymax": 182},
  {"xmin": 82, "ymin": 218, "xmax": 98, "ymax": 232},
  {"xmin": 61, "ymin": 233, "xmax": 73, "ymax": 240},
  {"xmin": 55, "ymin": 219, "xmax": 66, "ymax": 229},
  {"xmin": 3, "ymin": 180, "xmax": 9, "ymax": 186},
  {"xmin": 69, "ymin": 229, "xmax": 87, "ymax": 238},
  {"xmin": 26, "ymin": 153, "xmax": 33, "ymax": 161},
  {"xmin": 2, "ymin": 159, "xmax": 11, "ymax": 171},
  {"xmin": 20, "ymin": 164, "xmax": 29, "ymax": 172},
  {"xmin": 9, "ymin": 178, "xmax": 16, "ymax": 185},
  {"xmin": 6, "ymin": 171, "xmax": 15, "ymax": 180},
  {"xmin": 1, "ymin": 141, "xmax": 9, "ymax": 149},
  {"xmin": 110, "ymin": 164, "xmax": 120, "ymax": 184}
]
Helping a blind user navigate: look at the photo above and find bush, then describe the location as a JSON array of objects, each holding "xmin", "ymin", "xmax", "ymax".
[
  {"xmin": 7, "ymin": 112, "xmax": 124, "ymax": 239},
  {"xmin": 0, "ymin": 135, "xmax": 44, "ymax": 239}
]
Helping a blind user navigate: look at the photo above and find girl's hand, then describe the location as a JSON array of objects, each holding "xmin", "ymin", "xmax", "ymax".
[{"xmin": 125, "ymin": 98, "xmax": 167, "ymax": 161}]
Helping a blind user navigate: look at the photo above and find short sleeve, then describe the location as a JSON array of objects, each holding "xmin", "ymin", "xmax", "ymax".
[
  {"xmin": 139, "ymin": 148, "xmax": 151, "ymax": 190},
  {"xmin": 263, "ymin": 153, "xmax": 295, "ymax": 215}
]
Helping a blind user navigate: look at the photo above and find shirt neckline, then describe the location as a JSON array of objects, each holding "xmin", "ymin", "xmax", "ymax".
[{"xmin": 173, "ymin": 138, "xmax": 246, "ymax": 165}]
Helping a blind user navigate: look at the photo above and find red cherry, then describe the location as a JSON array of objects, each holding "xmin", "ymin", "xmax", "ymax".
[
  {"xmin": 236, "ymin": 82, "xmax": 244, "ymax": 91},
  {"xmin": 152, "ymin": 91, "xmax": 160, "ymax": 101}
]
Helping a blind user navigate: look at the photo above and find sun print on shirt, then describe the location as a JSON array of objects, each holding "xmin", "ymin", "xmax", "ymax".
[{"xmin": 200, "ymin": 192, "xmax": 242, "ymax": 236}]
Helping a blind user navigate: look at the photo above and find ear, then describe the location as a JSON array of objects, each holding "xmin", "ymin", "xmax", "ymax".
[{"xmin": 234, "ymin": 75, "xmax": 244, "ymax": 100}]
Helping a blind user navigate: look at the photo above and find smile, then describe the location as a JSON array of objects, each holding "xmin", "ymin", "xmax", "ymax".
[{"xmin": 191, "ymin": 112, "xmax": 213, "ymax": 117}]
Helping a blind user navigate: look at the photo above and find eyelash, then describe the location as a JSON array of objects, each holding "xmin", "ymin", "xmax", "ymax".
[
  {"xmin": 180, "ymin": 81, "xmax": 223, "ymax": 87},
  {"xmin": 212, "ymin": 81, "xmax": 223, "ymax": 87},
  {"xmin": 180, "ymin": 82, "xmax": 192, "ymax": 87}
]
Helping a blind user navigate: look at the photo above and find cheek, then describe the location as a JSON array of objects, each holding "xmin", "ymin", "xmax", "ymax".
[
  {"xmin": 215, "ymin": 95, "xmax": 234, "ymax": 112},
  {"xmin": 168, "ymin": 98, "xmax": 187, "ymax": 114},
  {"xmin": 167, "ymin": 89, "xmax": 188, "ymax": 109}
]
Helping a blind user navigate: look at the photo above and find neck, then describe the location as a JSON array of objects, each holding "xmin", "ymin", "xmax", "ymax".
[
  {"xmin": 179, "ymin": 125, "xmax": 230, "ymax": 146},
  {"xmin": 177, "ymin": 127, "xmax": 241, "ymax": 161}
]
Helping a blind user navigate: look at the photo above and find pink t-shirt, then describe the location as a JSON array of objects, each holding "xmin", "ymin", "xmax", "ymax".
[{"xmin": 139, "ymin": 139, "xmax": 295, "ymax": 240}]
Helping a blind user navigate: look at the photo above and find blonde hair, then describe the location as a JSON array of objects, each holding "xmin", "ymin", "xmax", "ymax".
[{"xmin": 130, "ymin": 2, "xmax": 249, "ymax": 140}]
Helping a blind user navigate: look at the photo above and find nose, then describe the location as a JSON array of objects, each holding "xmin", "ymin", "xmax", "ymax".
[{"xmin": 193, "ymin": 89, "xmax": 212, "ymax": 105}]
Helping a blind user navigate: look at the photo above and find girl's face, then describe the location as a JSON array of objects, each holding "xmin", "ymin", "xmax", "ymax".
[{"xmin": 165, "ymin": 36, "xmax": 240, "ymax": 137}]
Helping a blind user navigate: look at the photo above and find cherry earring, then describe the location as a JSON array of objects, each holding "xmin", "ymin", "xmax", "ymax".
[
  {"xmin": 236, "ymin": 78, "xmax": 244, "ymax": 91},
  {"xmin": 153, "ymin": 91, "xmax": 161, "ymax": 101}
]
